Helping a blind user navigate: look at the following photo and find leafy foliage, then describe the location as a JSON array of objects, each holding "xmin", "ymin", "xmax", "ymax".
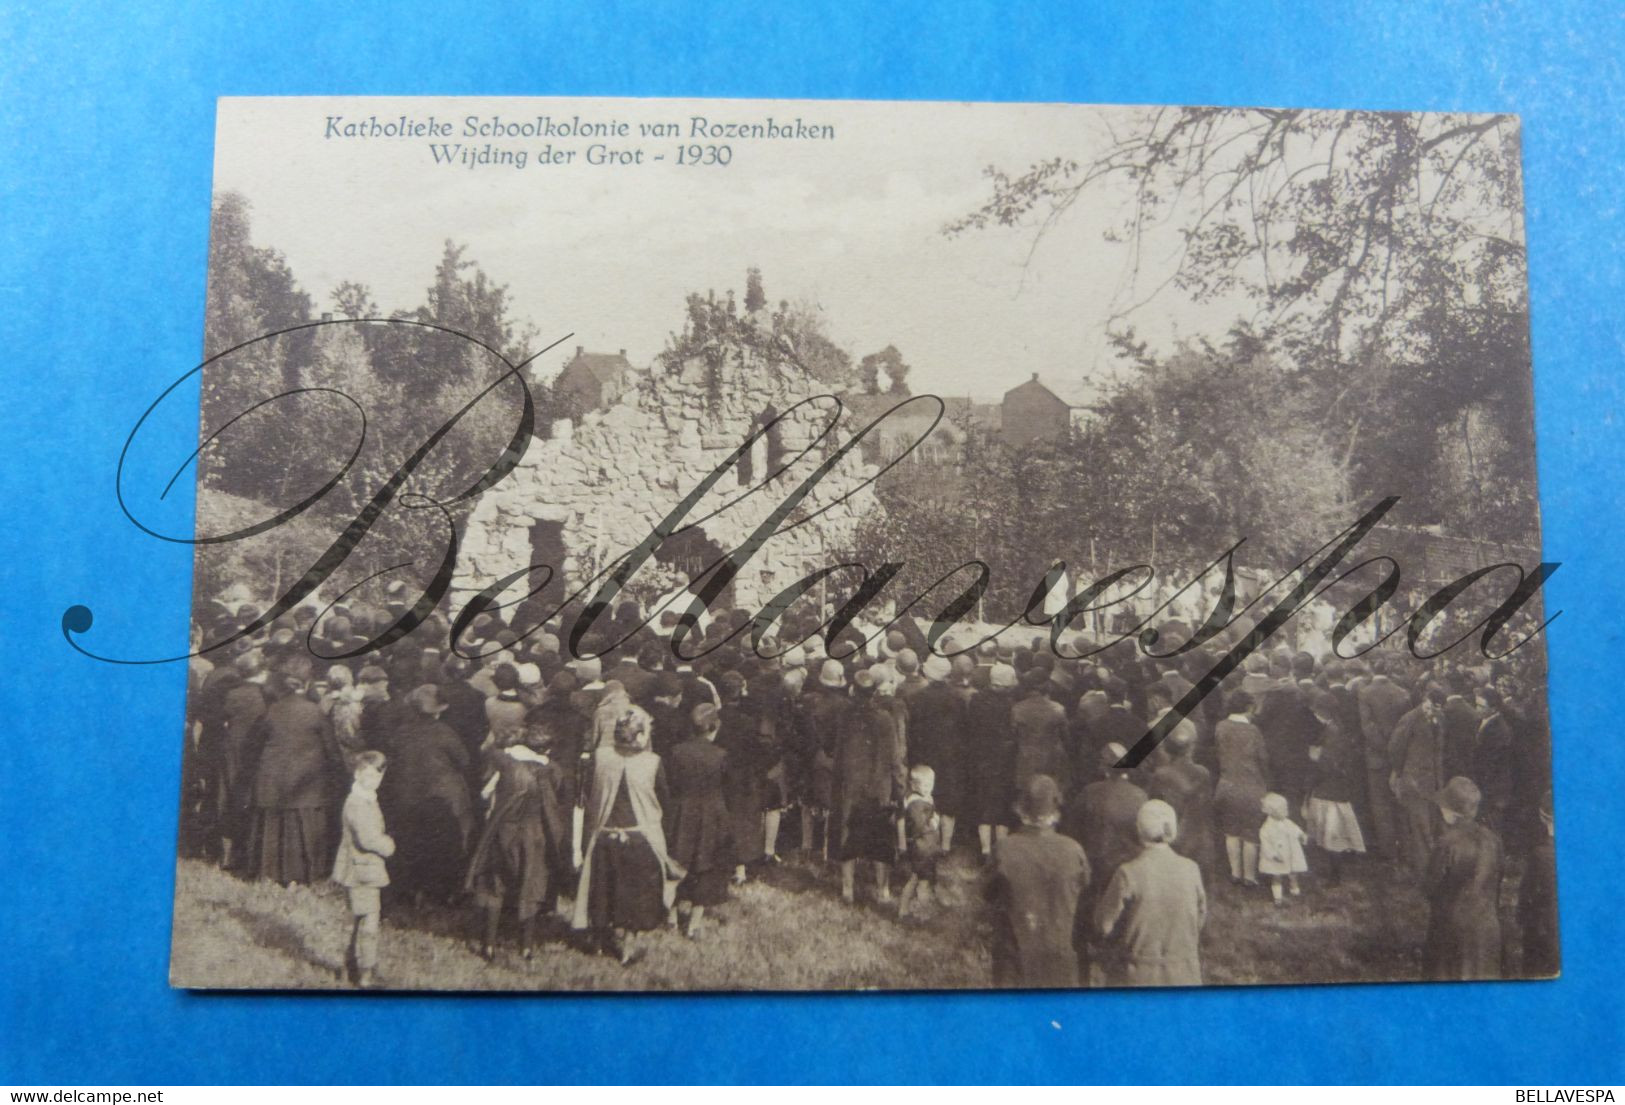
[
  {"xmin": 196, "ymin": 194, "xmax": 554, "ymax": 600},
  {"xmin": 948, "ymin": 108, "xmax": 1537, "ymax": 541}
]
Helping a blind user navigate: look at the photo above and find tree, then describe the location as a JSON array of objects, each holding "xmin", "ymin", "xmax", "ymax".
[
  {"xmin": 330, "ymin": 281, "xmax": 379, "ymax": 320},
  {"xmin": 199, "ymin": 192, "xmax": 316, "ymax": 493},
  {"xmin": 858, "ymin": 353, "xmax": 882, "ymax": 395},
  {"xmin": 744, "ymin": 266, "xmax": 766, "ymax": 314},
  {"xmin": 857, "ymin": 345, "xmax": 911, "ymax": 397},
  {"xmin": 949, "ymin": 107, "xmax": 1536, "ymax": 542}
]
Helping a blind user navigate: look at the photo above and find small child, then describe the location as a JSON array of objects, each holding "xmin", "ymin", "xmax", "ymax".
[
  {"xmin": 1257, "ymin": 792, "xmax": 1309, "ymax": 904},
  {"xmin": 897, "ymin": 765, "xmax": 943, "ymax": 921},
  {"xmin": 331, "ymin": 750, "xmax": 396, "ymax": 988}
]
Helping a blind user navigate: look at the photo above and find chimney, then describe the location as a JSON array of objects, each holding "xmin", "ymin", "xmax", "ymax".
[
  {"xmin": 575, "ymin": 345, "xmax": 584, "ymax": 358},
  {"xmin": 321, "ymin": 311, "xmax": 333, "ymax": 323},
  {"xmin": 619, "ymin": 348, "xmax": 626, "ymax": 358},
  {"xmin": 1031, "ymin": 372, "xmax": 1039, "ymax": 381}
]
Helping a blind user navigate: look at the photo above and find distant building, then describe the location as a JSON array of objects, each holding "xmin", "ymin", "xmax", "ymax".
[
  {"xmin": 554, "ymin": 346, "xmax": 634, "ymax": 415},
  {"xmin": 1000, "ymin": 373, "xmax": 1096, "ymax": 447}
]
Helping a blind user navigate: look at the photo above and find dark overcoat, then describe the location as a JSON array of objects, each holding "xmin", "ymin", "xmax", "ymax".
[
  {"xmin": 830, "ymin": 697, "xmax": 905, "ymax": 861},
  {"xmin": 1423, "ymin": 818, "xmax": 1505, "ymax": 980},
  {"xmin": 664, "ymin": 736, "xmax": 735, "ymax": 874},
  {"xmin": 988, "ymin": 826, "xmax": 1091, "ymax": 988},
  {"xmin": 906, "ymin": 680, "xmax": 969, "ymax": 818}
]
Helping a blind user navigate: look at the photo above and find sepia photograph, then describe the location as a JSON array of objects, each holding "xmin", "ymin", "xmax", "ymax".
[{"xmin": 165, "ymin": 96, "xmax": 1556, "ymax": 993}]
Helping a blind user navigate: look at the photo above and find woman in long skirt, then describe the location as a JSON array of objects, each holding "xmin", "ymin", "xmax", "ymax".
[
  {"xmin": 1213, "ymin": 689, "xmax": 1269, "ymax": 887},
  {"xmin": 1303, "ymin": 694, "xmax": 1366, "ymax": 883},
  {"xmin": 572, "ymin": 704, "xmax": 679, "ymax": 966},
  {"xmin": 465, "ymin": 718, "xmax": 569, "ymax": 959}
]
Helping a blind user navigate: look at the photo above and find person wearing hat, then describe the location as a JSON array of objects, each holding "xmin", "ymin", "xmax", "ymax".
[
  {"xmin": 572, "ymin": 703, "xmax": 680, "ymax": 966},
  {"xmin": 1063, "ymin": 742, "xmax": 1149, "ymax": 960},
  {"xmin": 1471, "ymin": 685, "xmax": 1515, "ymax": 836},
  {"xmin": 1147, "ymin": 718, "xmax": 1217, "ymax": 880},
  {"xmin": 1094, "ymin": 798, "xmax": 1207, "ymax": 987},
  {"xmin": 796, "ymin": 658, "xmax": 849, "ymax": 857},
  {"xmin": 235, "ymin": 602, "xmax": 263, "ymax": 634},
  {"xmin": 1302, "ymin": 691, "xmax": 1367, "ymax": 885},
  {"xmin": 628, "ymin": 667, "xmax": 677, "ymax": 756},
  {"xmin": 1254, "ymin": 656, "xmax": 1319, "ymax": 821},
  {"xmin": 1389, "ymin": 683, "xmax": 1449, "ymax": 879},
  {"xmin": 965, "ymin": 661, "xmax": 1018, "ymax": 861},
  {"xmin": 485, "ymin": 664, "xmax": 529, "ymax": 746},
  {"xmin": 832, "ymin": 668, "xmax": 907, "ymax": 905},
  {"xmin": 1011, "ymin": 666, "xmax": 1071, "ymax": 798},
  {"xmin": 1355, "ymin": 661, "xmax": 1412, "ymax": 860},
  {"xmin": 188, "ymin": 645, "xmax": 256, "ymax": 867},
  {"xmin": 663, "ymin": 700, "xmax": 736, "ymax": 937},
  {"xmin": 377, "ymin": 683, "xmax": 477, "ymax": 905},
  {"xmin": 353, "ymin": 664, "xmax": 396, "ymax": 754},
  {"xmin": 1517, "ymin": 789, "xmax": 1558, "ymax": 978},
  {"xmin": 1440, "ymin": 672, "xmax": 1482, "ymax": 782},
  {"xmin": 318, "ymin": 614, "xmax": 355, "ymax": 657},
  {"xmin": 587, "ymin": 679, "xmax": 632, "ymax": 758},
  {"xmin": 244, "ymin": 659, "xmax": 341, "ymax": 886},
  {"xmin": 905, "ymin": 652, "xmax": 969, "ymax": 857},
  {"xmin": 1422, "ymin": 776, "xmax": 1505, "ymax": 980},
  {"xmin": 987, "ymin": 774, "xmax": 1091, "ymax": 988},
  {"xmin": 893, "ymin": 648, "xmax": 927, "ymax": 703},
  {"xmin": 715, "ymin": 670, "xmax": 772, "ymax": 878},
  {"xmin": 969, "ymin": 639, "xmax": 998, "ymax": 690},
  {"xmin": 759, "ymin": 662, "xmax": 807, "ymax": 863},
  {"xmin": 868, "ymin": 662, "xmax": 910, "ymax": 753}
]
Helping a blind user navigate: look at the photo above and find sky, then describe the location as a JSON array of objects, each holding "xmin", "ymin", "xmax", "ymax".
[{"xmin": 214, "ymin": 96, "xmax": 1248, "ymax": 401}]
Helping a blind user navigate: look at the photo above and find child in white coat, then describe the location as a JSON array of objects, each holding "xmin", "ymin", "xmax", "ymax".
[{"xmin": 1258, "ymin": 792, "xmax": 1308, "ymax": 904}]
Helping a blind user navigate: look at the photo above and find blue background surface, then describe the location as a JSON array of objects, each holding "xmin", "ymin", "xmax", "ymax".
[{"xmin": 2, "ymin": 0, "xmax": 1621, "ymax": 1085}]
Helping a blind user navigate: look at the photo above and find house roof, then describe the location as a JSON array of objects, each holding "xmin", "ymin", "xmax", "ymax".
[
  {"xmin": 559, "ymin": 348, "xmax": 632, "ymax": 385},
  {"xmin": 1003, "ymin": 373, "xmax": 1099, "ymax": 409}
]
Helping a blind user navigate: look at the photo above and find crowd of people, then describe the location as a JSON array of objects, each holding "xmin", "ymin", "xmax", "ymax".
[{"xmin": 179, "ymin": 580, "xmax": 1558, "ymax": 990}]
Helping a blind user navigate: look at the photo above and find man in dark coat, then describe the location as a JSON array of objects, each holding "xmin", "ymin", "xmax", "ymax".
[
  {"xmin": 1064, "ymin": 743, "xmax": 1149, "ymax": 889},
  {"xmin": 379, "ymin": 684, "xmax": 476, "ymax": 903},
  {"xmin": 1148, "ymin": 726, "xmax": 1216, "ymax": 879},
  {"xmin": 716, "ymin": 671, "xmax": 773, "ymax": 873},
  {"xmin": 832, "ymin": 669, "xmax": 906, "ymax": 904},
  {"xmin": 905, "ymin": 654, "xmax": 968, "ymax": 852},
  {"xmin": 211, "ymin": 652, "xmax": 271, "ymax": 870},
  {"xmin": 664, "ymin": 702, "xmax": 735, "ymax": 936},
  {"xmin": 1063, "ymin": 742, "xmax": 1148, "ymax": 978},
  {"xmin": 1423, "ymin": 776, "xmax": 1504, "ymax": 980},
  {"xmin": 1256, "ymin": 675, "xmax": 1317, "ymax": 814},
  {"xmin": 988, "ymin": 774, "xmax": 1091, "ymax": 988},
  {"xmin": 1010, "ymin": 668, "xmax": 1070, "ymax": 798},
  {"xmin": 965, "ymin": 662, "xmax": 1017, "ymax": 861},
  {"xmin": 1390, "ymin": 685, "xmax": 1448, "ymax": 878},
  {"xmin": 1441, "ymin": 682, "xmax": 1482, "ymax": 781},
  {"xmin": 437, "ymin": 654, "xmax": 492, "ymax": 783},
  {"xmin": 1357, "ymin": 667, "xmax": 1412, "ymax": 859},
  {"xmin": 798, "ymin": 659, "xmax": 850, "ymax": 856},
  {"xmin": 1472, "ymin": 686, "xmax": 1516, "ymax": 835}
]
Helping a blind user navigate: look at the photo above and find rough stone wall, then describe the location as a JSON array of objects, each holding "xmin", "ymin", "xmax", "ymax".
[{"xmin": 454, "ymin": 348, "xmax": 881, "ymax": 614}]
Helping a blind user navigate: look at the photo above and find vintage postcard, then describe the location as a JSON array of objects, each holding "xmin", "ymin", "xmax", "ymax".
[{"xmin": 168, "ymin": 96, "xmax": 1556, "ymax": 991}]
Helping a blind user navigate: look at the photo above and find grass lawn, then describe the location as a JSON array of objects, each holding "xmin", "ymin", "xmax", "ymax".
[{"xmin": 170, "ymin": 843, "xmax": 1537, "ymax": 992}]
